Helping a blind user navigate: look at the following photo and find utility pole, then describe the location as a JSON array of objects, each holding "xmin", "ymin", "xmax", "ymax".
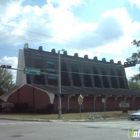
[
  {"xmin": 1, "ymin": 49, "xmax": 65, "ymax": 119},
  {"xmin": 58, "ymin": 49, "xmax": 65, "ymax": 119}
]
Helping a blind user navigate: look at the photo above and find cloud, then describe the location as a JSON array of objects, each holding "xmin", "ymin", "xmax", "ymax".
[
  {"xmin": 125, "ymin": 65, "xmax": 140, "ymax": 79},
  {"xmin": 0, "ymin": 1, "xmax": 134, "ymax": 51},
  {"xmin": 0, "ymin": 0, "xmax": 140, "ymax": 80},
  {"xmin": 0, "ymin": 0, "xmax": 89, "ymax": 47},
  {"xmin": 0, "ymin": 56, "xmax": 18, "ymax": 83},
  {"xmin": 63, "ymin": 7, "xmax": 133, "ymax": 50},
  {"xmin": 75, "ymin": 15, "xmax": 124, "ymax": 49},
  {"xmin": 48, "ymin": 0, "xmax": 82, "ymax": 10},
  {"xmin": 129, "ymin": 0, "xmax": 140, "ymax": 9}
]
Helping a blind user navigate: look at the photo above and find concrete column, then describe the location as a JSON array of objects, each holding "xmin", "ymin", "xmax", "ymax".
[
  {"xmin": 115, "ymin": 95, "xmax": 123, "ymax": 109},
  {"xmin": 94, "ymin": 95, "xmax": 101, "ymax": 111},
  {"xmin": 46, "ymin": 92, "xmax": 55, "ymax": 104},
  {"xmin": 124, "ymin": 96, "xmax": 131, "ymax": 102},
  {"xmin": 67, "ymin": 94, "xmax": 75, "ymax": 110}
]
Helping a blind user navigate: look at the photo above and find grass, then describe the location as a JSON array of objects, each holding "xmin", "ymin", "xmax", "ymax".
[{"xmin": 0, "ymin": 110, "xmax": 136, "ymax": 120}]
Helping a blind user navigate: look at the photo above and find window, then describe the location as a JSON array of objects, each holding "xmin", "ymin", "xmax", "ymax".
[
  {"xmin": 47, "ymin": 69, "xmax": 56, "ymax": 74},
  {"xmin": 71, "ymin": 64, "xmax": 81, "ymax": 86},
  {"xmin": 48, "ymin": 76, "xmax": 57, "ymax": 79},
  {"xmin": 46, "ymin": 61, "xmax": 55, "ymax": 69},
  {"xmin": 46, "ymin": 61, "xmax": 57, "ymax": 85},
  {"xmin": 83, "ymin": 67, "xmax": 92, "ymax": 87},
  {"xmin": 48, "ymin": 76, "xmax": 57, "ymax": 85},
  {"xmin": 46, "ymin": 61, "xmax": 55, "ymax": 64},
  {"xmin": 46, "ymin": 61, "xmax": 56, "ymax": 73}
]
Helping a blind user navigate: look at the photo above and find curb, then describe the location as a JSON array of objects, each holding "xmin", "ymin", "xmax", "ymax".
[
  {"xmin": 0, "ymin": 117, "xmax": 52, "ymax": 122},
  {"xmin": 0, "ymin": 117, "xmax": 128, "ymax": 122}
]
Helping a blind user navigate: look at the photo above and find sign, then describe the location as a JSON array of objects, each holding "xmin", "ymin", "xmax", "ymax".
[
  {"xmin": 102, "ymin": 98, "xmax": 106, "ymax": 103},
  {"xmin": 24, "ymin": 68, "xmax": 41, "ymax": 75},
  {"xmin": 119, "ymin": 102, "xmax": 130, "ymax": 108},
  {"xmin": 78, "ymin": 94, "xmax": 83, "ymax": 105}
]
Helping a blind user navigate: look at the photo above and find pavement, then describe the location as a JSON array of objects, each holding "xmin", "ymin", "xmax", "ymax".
[{"xmin": 0, "ymin": 119, "xmax": 134, "ymax": 140}]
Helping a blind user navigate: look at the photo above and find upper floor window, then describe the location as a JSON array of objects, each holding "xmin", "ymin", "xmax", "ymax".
[{"xmin": 46, "ymin": 61, "xmax": 55, "ymax": 69}]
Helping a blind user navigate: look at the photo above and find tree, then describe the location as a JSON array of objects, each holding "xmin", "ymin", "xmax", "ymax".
[
  {"xmin": 127, "ymin": 73, "xmax": 140, "ymax": 92},
  {"xmin": 0, "ymin": 68, "xmax": 15, "ymax": 96},
  {"xmin": 128, "ymin": 80, "xmax": 140, "ymax": 92},
  {"xmin": 130, "ymin": 74, "xmax": 140, "ymax": 82}
]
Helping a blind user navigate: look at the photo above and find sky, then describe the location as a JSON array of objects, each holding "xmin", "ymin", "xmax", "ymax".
[{"xmin": 0, "ymin": 0, "xmax": 140, "ymax": 82}]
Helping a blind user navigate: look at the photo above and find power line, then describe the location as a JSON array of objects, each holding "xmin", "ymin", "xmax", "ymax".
[
  {"xmin": 0, "ymin": 23, "xmax": 99, "ymax": 47},
  {"xmin": 0, "ymin": 29, "xmax": 138, "ymax": 56},
  {"xmin": 0, "ymin": 31, "xmax": 89, "ymax": 51}
]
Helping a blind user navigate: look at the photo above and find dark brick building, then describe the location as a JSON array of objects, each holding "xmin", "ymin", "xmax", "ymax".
[
  {"xmin": 1, "ymin": 43, "xmax": 140, "ymax": 113},
  {"xmin": 24, "ymin": 45, "xmax": 128, "ymax": 89}
]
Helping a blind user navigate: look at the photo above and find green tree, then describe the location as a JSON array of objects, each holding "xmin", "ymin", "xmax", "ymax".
[
  {"xmin": 130, "ymin": 74, "xmax": 140, "ymax": 82},
  {"xmin": 128, "ymin": 74, "xmax": 140, "ymax": 92},
  {"xmin": 0, "ymin": 68, "xmax": 15, "ymax": 95},
  {"xmin": 128, "ymin": 80, "xmax": 140, "ymax": 92}
]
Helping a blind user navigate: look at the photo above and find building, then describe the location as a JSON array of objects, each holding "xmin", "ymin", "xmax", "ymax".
[{"xmin": 1, "ymin": 43, "xmax": 140, "ymax": 113}]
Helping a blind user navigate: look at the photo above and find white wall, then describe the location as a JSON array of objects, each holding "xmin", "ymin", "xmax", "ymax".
[{"xmin": 16, "ymin": 49, "xmax": 27, "ymax": 86}]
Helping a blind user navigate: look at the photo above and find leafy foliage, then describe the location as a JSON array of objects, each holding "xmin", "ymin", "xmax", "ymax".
[
  {"xmin": 0, "ymin": 68, "xmax": 15, "ymax": 95},
  {"xmin": 128, "ymin": 73, "xmax": 140, "ymax": 92},
  {"xmin": 128, "ymin": 80, "xmax": 140, "ymax": 92},
  {"xmin": 130, "ymin": 74, "xmax": 140, "ymax": 82}
]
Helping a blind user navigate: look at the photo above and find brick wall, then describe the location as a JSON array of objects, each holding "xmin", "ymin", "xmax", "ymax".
[
  {"xmin": 134, "ymin": 97, "xmax": 140, "ymax": 109},
  {"xmin": 8, "ymin": 85, "xmax": 50, "ymax": 111},
  {"xmin": 106, "ymin": 97, "xmax": 115, "ymax": 111},
  {"xmin": 7, "ymin": 85, "xmax": 140, "ymax": 113}
]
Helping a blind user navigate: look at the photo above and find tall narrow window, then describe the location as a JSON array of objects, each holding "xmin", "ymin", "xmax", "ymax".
[
  {"xmin": 118, "ymin": 69, "xmax": 126, "ymax": 88},
  {"xmin": 93, "ymin": 67, "xmax": 102, "ymax": 88},
  {"xmin": 48, "ymin": 75, "xmax": 57, "ymax": 85},
  {"xmin": 101, "ymin": 68, "xmax": 110, "ymax": 88},
  {"xmin": 61, "ymin": 62, "xmax": 70, "ymax": 86},
  {"xmin": 83, "ymin": 67, "xmax": 92, "ymax": 87},
  {"xmin": 110, "ymin": 68, "xmax": 118, "ymax": 88},
  {"xmin": 71, "ymin": 64, "xmax": 81, "ymax": 86},
  {"xmin": 46, "ymin": 61, "xmax": 57, "ymax": 85}
]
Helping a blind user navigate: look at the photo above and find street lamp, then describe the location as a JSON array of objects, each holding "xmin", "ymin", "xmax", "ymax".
[{"xmin": 58, "ymin": 49, "xmax": 65, "ymax": 119}]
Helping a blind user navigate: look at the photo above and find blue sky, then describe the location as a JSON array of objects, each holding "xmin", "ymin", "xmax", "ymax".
[{"xmin": 0, "ymin": 0, "xmax": 140, "ymax": 82}]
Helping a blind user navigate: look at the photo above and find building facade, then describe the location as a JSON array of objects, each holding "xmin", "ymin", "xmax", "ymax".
[
  {"xmin": 1, "ymin": 43, "xmax": 140, "ymax": 113},
  {"xmin": 17, "ymin": 43, "xmax": 128, "ymax": 89}
]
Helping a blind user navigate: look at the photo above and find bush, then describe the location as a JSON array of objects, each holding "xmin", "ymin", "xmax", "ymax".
[
  {"xmin": 35, "ymin": 104, "xmax": 54, "ymax": 114},
  {"xmin": 14, "ymin": 103, "xmax": 28, "ymax": 113}
]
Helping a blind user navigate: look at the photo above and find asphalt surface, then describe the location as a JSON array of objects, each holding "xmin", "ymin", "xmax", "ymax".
[{"xmin": 0, "ymin": 119, "xmax": 140, "ymax": 140}]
